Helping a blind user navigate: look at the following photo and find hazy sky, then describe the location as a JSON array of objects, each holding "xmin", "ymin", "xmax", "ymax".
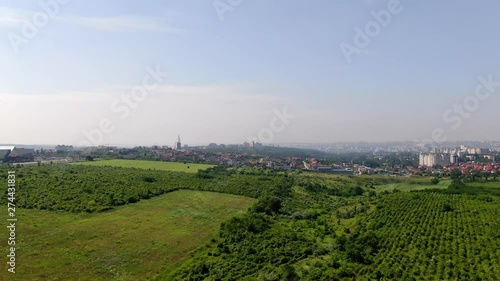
[{"xmin": 1, "ymin": 0, "xmax": 499, "ymax": 146}]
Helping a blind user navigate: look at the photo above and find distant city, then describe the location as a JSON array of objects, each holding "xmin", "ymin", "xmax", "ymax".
[
  {"xmin": 282, "ymin": 141, "xmax": 500, "ymax": 154},
  {"xmin": 2, "ymin": 139, "xmax": 499, "ymax": 177},
  {"xmin": 3, "ymin": 140, "xmax": 500, "ymax": 154}
]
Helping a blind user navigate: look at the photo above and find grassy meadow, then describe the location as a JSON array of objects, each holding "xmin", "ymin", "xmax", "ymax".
[
  {"xmin": 72, "ymin": 159, "xmax": 214, "ymax": 173},
  {"xmin": 1, "ymin": 190, "xmax": 254, "ymax": 281},
  {"xmin": 374, "ymin": 179, "xmax": 451, "ymax": 193}
]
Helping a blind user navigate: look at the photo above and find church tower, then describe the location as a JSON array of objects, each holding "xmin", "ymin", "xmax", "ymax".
[{"xmin": 176, "ymin": 135, "xmax": 182, "ymax": 150}]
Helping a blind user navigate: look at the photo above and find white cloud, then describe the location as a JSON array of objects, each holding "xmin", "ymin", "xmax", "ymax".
[
  {"xmin": 59, "ymin": 15, "xmax": 180, "ymax": 32},
  {"xmin": 0, "ymin": 6, "xmax": 179, "ymax": 32},
  {"xmin": 0, "ymin": 7, "xmax": 29, "ymax": 27}
]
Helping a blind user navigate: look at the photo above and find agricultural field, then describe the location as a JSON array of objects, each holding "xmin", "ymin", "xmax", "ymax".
[
  {"xmin": 171, "ymin": 173, "xmax": 500, "ymax": 280},
  {"xmin": 1, "ymin": 190, "xmax": 255, "ymax": 281},
  {"xmin": 374, "ymin": 179, "xmax": 451, "ymax": 193},
  {"xmin": 350, "ymin": 192, "xmax": 500, "ymax": 280},
  {"xmin": 73, "ymin": 159, "xmax": 214, "ymax": 173},
  {"xmin": 464, "ymin": 181, "xmax": 500, "ymax": 195},
  {"xmin": 294, "ymin": 172, "xmax": 447, "ymax": 196}
]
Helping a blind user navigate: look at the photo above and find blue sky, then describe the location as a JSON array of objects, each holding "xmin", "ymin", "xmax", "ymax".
[{"xmin": 1, "ymin": 0, "xmax": 499, "ymax": 146}]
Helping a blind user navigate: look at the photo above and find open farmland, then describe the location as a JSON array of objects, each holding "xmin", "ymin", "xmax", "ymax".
[
  {"xmin": 374, "ymin": 179, "xmax": 451, "ymax": 193},
  {"xmin": 1, "ymin": 190, "xmax": 255, "ymax": 281},
  {"xmin": 73, "ymin": 159, "xmax": 214, "ymax": 173},
  {"xmin": 169, "ymin": 172, "xmax": 500, "ymax": 280},
  {"xmin": 350, "ymin": 192, "xmax": 500, "ymax": 280}
]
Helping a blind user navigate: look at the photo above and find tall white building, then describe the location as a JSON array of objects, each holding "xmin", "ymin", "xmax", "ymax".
[{"xmin": 419, "ymin": 153, "xmax": 451, "ymax": 167}]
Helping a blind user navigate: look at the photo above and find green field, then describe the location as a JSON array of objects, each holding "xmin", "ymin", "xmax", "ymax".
[
  {"xmin": 2, "ymin": 190, "xmax": 254, "ymax": 281},
  {"xmin": 355, "ymin": 192, "xmax": 500, "ymax": 280},
  {"xmin": 375, "ymin": 179, "xmax": 451, "ymax": 193},
  {"xmin": 4, "ymin": 162, "xmax": 500, "ymax": 280},
  {"xmin": 73, "ymin": 159, "xmax": 214, "ymax": 173}
]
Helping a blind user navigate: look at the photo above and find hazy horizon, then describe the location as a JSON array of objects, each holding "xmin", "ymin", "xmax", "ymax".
[
  {"xmin": 2, "ymin": 1, "xmax": 500, "ymax": 146},
  {"xmin": 2, "ymin": 140, "xmax": 500, "ymax": 150}
]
